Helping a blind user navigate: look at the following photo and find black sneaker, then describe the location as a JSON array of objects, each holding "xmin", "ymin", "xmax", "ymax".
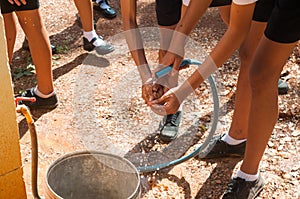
[
  {"xmin": 93, "ymin": 0, "xmax": 117, "ymax": 19},
  {"xmin": 278, "ymin": 79, "xmax": 289, "ymax": 95},
  {"xmin": 201, "ymin": 134, "xmax": 246, "ymax": 159},
  {"xmin": 222, "ymin": 174, "xmax": 265, "ymax": 199},
  {"xmin": 159, "ymin": 110, "xmax": 182, "ymax": 142},
  {"xmin": 83, "ymin": 36, "xmax": 114, "ymax": 55},
  {"xmin": 22, "ymin": 38, "xmax": 57, "ymax": 54},
  {"xmin": 18, "ymin": 88, "xmax": 58, "ymax": 110}
]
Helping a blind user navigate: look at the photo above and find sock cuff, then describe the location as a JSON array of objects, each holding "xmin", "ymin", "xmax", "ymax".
[
  {"xmin": 221, "ymin": 133, "xmax": 246, "ymax": 145},
  {"xmin": 83, "ymin": 30, "xmax": 97, "ymax": 42},
  {"xmin": 34, "ymin": 87, "xmax": 55, "ymax": 98},
  {"xmin": 236, "ymin": 168, "xmax": 259, "ymax": 181}
]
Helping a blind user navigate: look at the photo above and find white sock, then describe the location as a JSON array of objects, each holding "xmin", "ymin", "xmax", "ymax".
[
  {"xmin": 34, "ymin": 87, "xmax": 54, "ymax": 98},
  {"xmin": 236, "ymin": 168, "xmax": 259, "ymax": 181},
  {"xmin": 221, "ymin": 133, "xmax": 246, "ymax": 145},
  {"xmin": 96, "ymin": 0, "xmax": 110, "ymax": 9},
  {"xmin": 83, "ymin": 30, "xmax": 106, "ymax": 47}
]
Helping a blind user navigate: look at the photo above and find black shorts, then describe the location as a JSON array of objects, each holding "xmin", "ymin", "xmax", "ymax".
[
  {"xmin": 265, "ymin": 0, "xmax": 300, "ymax": 43},
  {"xmin": 0, "ymin": 0, "xmax": 39, "ymax": 14},
  {"xmin": 155, "ymin": 0, "xmax": 232, "ymax": 26},
  {"xmin": 156, "ymin": 0, "xmax": 273, "ymax": 26}
]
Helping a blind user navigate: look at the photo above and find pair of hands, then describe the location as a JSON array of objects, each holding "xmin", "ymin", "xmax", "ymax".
[
  {"xmin": 8, "ymin": 0, "xmax": 27, "ymax": 6},
  {"xmin": 141, "ymin": 53, "xmax": 187, "ymax": 115},
  {"xmin": 142, "ymin": 75, "xmax": 181, "ymax": 116}
]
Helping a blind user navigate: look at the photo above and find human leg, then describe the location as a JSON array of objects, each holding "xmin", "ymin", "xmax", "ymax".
[
  {"xmin": 242, "ymin": 38, "xmax": 297, "ymax": 174},
  {"xmin": 2, "ymin": 13, "xmax": 17, "ymax": 63},
  {"xmin": 155, "ymin": 0, "xmax": 182, "ymax": 142},
  {"xmin": 16, "ymin": 9, "xmax": 58, "ymax": 109},
  {"xmin": 223, "ymin": 2, "xmax": 300, "ymax": 197},
  {"xmin": 74, "ymin": 0, "xmax": 93, "ymax": 32},
  {"xmin": 228, "ymin": 21, "xmax": 267, "ymax": 140},
  {"xmin": 202, "ymin": 0, "xmax": 274, "ymax": 158},
  {"xmin": 16, "ymin": 9, "xmax": 53, "ymax": 95},
  {"xmin": 74, "ymin": 0, "xmax": 114, "ymax": 55},
  {"xmin": 222, "ymin": 37, "xmax": 298, "ymax": 199}
]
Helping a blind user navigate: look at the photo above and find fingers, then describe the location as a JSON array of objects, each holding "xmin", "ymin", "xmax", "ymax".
[
  {"xmin": 171, "ymin": 58, "xmax": 183, "ymax": 76},
  {"xmin": 150, "ymin": 104, "xmax": 168, "ymax": 116},
  {"xmin": 9, "ymin": 0, "xmax": 27, "ymax": 6},
  {"xmin": 8, "ymin": 0, "xmax": 15, "ymax": 5},
  {"xmin": 152, "ymin": 84, "xmax": 164, "ymax": 100},
  {"xmin": 142, "ymin": 83, "xmax": 153, "ymax": 104},
  {"xmin": 20, "ymin": 0, "xmax": 27, "ymax": 5}
]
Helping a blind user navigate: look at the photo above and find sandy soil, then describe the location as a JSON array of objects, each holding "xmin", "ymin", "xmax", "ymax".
[{"xmin": 9, "ymin": 0, "xmax": 299, "ymax": 198}]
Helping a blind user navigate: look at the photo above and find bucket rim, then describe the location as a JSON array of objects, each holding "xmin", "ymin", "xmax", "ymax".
[{"xmin": 45, "ymin": 150, "xmax": 141, "ymax": 199}]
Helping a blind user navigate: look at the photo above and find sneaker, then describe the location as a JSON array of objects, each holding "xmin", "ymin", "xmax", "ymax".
[
  {"xmin": 93, "ymin": 0, "xmax": 117, "ymax": 19},
  {"xmin": 278, "ymin": 79, "xmax": 289, "ymax": 95},
  {"xmin": 22, "ymin": 38, "xmax": 57, "ymax": 54},
  {"xmin": 201, "ymin": 134, "xmax": 246, "ymax": 159},
  {"xmin": 83, "ymin": 36, "xmax": 114, "ymax": 55},
  {"xmin": 18, "ymin": 88, "xmax": 58, "ymax": 110},
  {"xmin": 222, "ymin": 174, "xmax": 265, "ymax": 199},
  {"xmin": 159, "ymin": 110, "xmax": 182, "ymax": 142}
]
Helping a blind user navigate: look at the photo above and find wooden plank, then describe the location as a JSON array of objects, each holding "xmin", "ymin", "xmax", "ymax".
[{"xmin": 0, "ymin": 15, "xmax": 27, "ymax": 198}]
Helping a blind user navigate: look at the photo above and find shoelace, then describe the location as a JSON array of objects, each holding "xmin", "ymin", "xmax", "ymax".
[
  {"xmin": 225, "ymin": 178, "xmax": 245, "ymax": 194},
  {"xmin": 165, "ymin": 113, "xmax": 179, "ymax": 126}
]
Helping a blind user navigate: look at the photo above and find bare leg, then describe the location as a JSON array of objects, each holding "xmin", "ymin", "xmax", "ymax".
[
  {"xmin": 2, "ymin": 13, "xmax": 17, "ymax": 63},
  {"xmin": 228, "ymin": 21, "xmax": 266, "ymax": 140},
  {"xmin": 241, "ymin": 37, "xmax": 297, "ymax": 174},
  {"xmin": 16, "ymin": 9, "xmax": 54, "ymax": 95},
  {"xmin": 219, "ymin": 7, "xmax": 267, "ymax": 140},
  {"xmin": 73, "ymin": 0, "xmax": 93, "ymax": 32}
]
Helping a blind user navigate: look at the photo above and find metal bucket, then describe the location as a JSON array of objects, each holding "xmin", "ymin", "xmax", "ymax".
[{"xmin": 45, "ymin": 151, "xmax": 141, "ymax": 199}]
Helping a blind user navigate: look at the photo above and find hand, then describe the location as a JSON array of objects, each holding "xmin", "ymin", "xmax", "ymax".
[
  {"xmin": 141, "ymin": 78, "xmax": 165, "ymax": 105},
  {"xmin": 149, "ymin": 87, "xmax": 181, "ymax": 116},
  {"xmin": 161, "ymin": 52, "xmax": 184, "ymax": 76},
  {"xmin": 142, "ymin": 79, "xmax": 154, "ymax": 105},
  {"xmin": 8, "ymin": 0, "xmax": 27, "ymax": 6},
  {"xmin": 151, "ymin": 64, "xmax": 179, "ymax": 102}
]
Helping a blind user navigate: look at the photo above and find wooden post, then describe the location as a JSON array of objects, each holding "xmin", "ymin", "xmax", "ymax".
[{"xmin": 0, "ymin": 15, "xmax": 27, "ymax": 198}]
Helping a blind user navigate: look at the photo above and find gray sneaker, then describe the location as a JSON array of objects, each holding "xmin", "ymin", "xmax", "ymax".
[
  {"xmin": 278, "ymin": 79, "xmax": 289, "ymax": 95},
  {"xmin": 159, "ymin": 110, "xmax": 182, "ymax": 142},
  {"xmin": 201, "ymin": 134, "xmax": 246, "ymax": 159},
  {"xmin": 222, "ymin": 174, "xmax": 265, "ymax": 199}
]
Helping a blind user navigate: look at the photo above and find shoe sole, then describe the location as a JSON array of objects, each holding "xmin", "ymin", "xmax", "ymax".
[
  {"xmin": 159, "ymin": 134, "xmax": 178, "ymax": 143},
  {"xmin": 202, "ymin": 153, "xmax": 244, "ymax": 159},
  {"xmin": 26, "ymin": 103, "xmax": 58, "ymax": 110},
  {"xmin": 278, "ymin": 87, "xmax": 288, "ymax": 95}
]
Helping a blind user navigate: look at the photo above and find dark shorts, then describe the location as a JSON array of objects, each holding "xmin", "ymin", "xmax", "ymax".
[
  {"xmin": 155, "ymin": 0, "xmax": 273, "ymax": 26},
  {"xmin": 156, "ymin": 0, "xmax": 299, "ymax": 43},
  {"xmin": 265, "ymin": 0, "xmax": 300, "ymax": 43},
  {"xmin": 0, "ymin": 0, "xmax": 39, "ymax": 14}
]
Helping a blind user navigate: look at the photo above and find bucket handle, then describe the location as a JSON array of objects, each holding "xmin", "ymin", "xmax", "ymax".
[{"xmin": 16, "ymin": 104, "xmax": 42, "ymax": 199}]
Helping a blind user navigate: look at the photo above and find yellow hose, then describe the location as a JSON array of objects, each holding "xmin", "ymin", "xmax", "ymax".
[{"xmin": 16, "ymin": 105, "xmax": 41, "ymax": 199}]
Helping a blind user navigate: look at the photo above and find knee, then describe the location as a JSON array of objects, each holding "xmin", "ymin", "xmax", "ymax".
[
  {"xmin": 238, "ymin": 45, "xmax": 252, "ymax": 65},
  {"xmin": 249, "ymin": 66, "xmax": 278, "ymax": 95}
]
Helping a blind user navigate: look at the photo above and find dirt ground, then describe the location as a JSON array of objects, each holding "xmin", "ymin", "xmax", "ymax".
[{"xmin": 10, "ymin": 0, "xmax": 299, "ymax": 198}]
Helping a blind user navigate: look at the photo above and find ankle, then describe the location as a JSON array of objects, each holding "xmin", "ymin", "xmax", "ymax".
[{"xmin": 236, "ymin": 168, "xmax": 259, "ymax": 181}]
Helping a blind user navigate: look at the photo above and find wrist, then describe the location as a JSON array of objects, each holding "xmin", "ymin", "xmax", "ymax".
[
  {"xmin": 196, "ymin": 56, "xmax": 218, "ymax": 80},
  {"xmin": 168, "ymin": 31, "xmax": 188, "ymax": 57},
  {"xmin": 172, "ymin": 82, "xmax": 194, "ymax": 104},
  {"xmin": 137, "ymin": 64, "xmax": 152, "ymax": 84}
]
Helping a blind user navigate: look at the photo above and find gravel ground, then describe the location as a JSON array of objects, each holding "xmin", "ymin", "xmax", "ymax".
[{"xmin": 10, "ymin": 0, "xmax": 299, "ymax": 198}]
